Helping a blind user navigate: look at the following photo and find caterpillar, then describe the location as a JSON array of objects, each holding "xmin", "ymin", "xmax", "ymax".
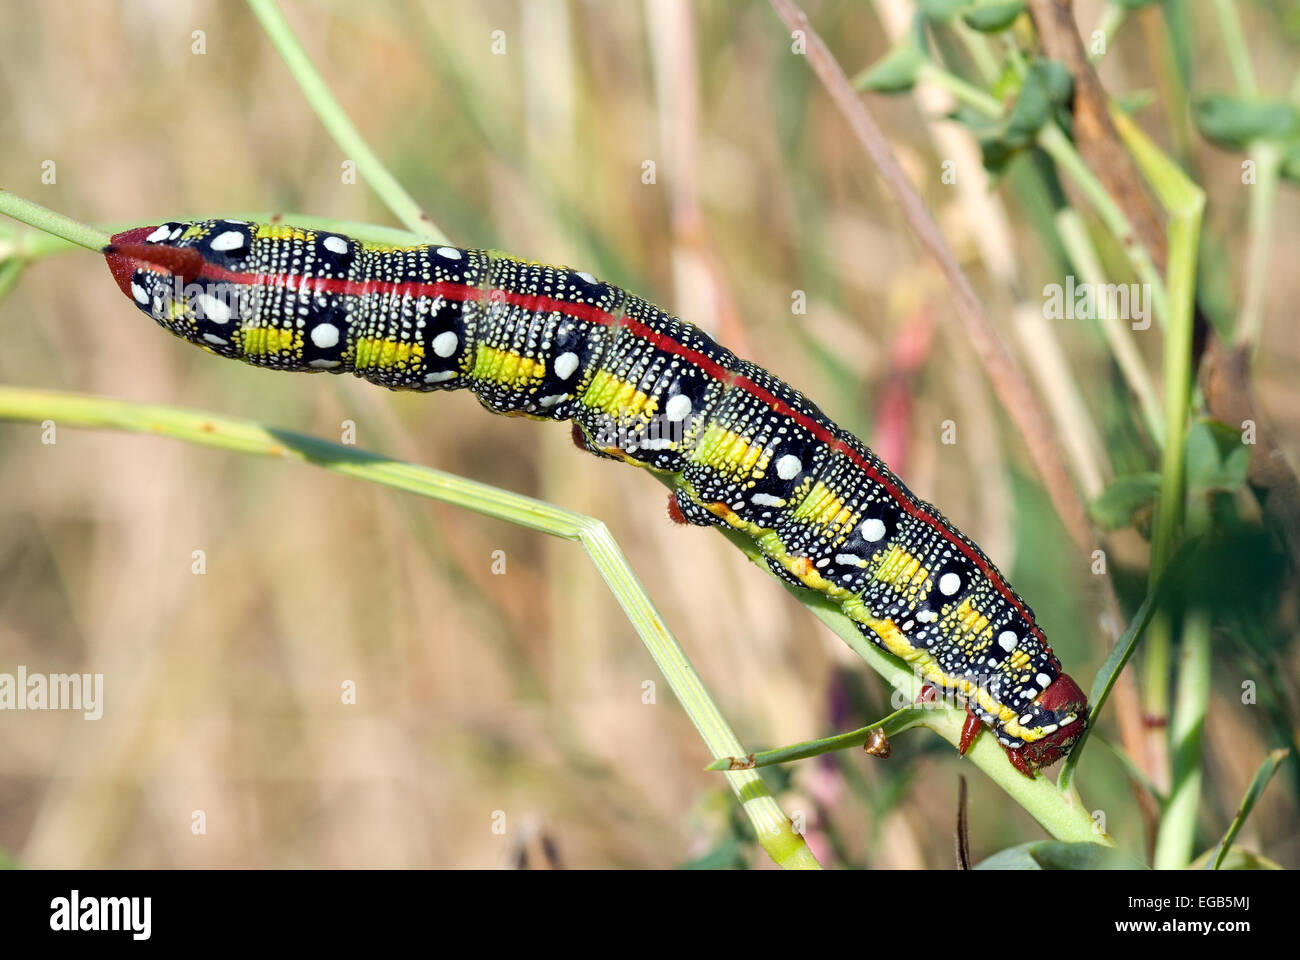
[{"xmin": 104, "ymin": 218, "xmax": 1087, "ymax": 776}]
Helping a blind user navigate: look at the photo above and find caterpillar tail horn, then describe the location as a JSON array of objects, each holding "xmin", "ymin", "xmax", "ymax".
[{"xmin": 104, "ymin": 226, "xmax": 205, "ymax": 298}]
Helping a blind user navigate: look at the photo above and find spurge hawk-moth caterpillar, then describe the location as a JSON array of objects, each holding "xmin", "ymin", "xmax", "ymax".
[{"xmin": 105, "ymin": 219, "xmax": 1088, "ymax": 776}]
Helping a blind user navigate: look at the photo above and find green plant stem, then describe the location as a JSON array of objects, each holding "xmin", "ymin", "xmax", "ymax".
[
  {"xmin": 803, "ymin": 593, "xmax": 1106, "ymax": 844},
  {"xmin": 1057, "ymin": 589, "xmax": 1161, "ymax": 795},
  {"xmin": 1118, "ymin": 109, "xmax": 1204, "ymax": 573},
  {"xmin": 1038, "ymin": 125, "xmax": 1170, "ymax": 324},
  {"xmin": 1109, "ymin": 105, "xmax": 1206, "ymax": 850},
  {"xmin": 0, "ymin": 385, "xmax": 819, "ymax": 870},
  {"xmin": 1089, "ymin": 3, "xmax": 1128, "ymax": 64},
  {"xmin": 1237, "ymin": 139, "xmax": 1281, "ymax": 352},
  {"xmin": 918, "ymin": 62, "xmax": 1001, "ymax": 116},
  {"xmin": 0, "ymin": 190, "xmax": 109, "ymax": 252},
  {"xmin": 952, "ymin": 19, "xmax": 1002, "ymax": 84},
  {"xmin": 0, "ymin": 260, "xmax": 23, "ymax": 303},
  {"xmin": 1212, "ymin": 0, "xmax": 1258, "ymax": 97},
  {"xmin": 1098, "ymin": 737, "xmax": 1166, "ymax": 805},
  {"xmin": 1152, "ymin": 607, "xmax": 1211, "ymax": 868},
  {"xmin": 1154, "ymin": 502, "xmax": 1212, "ymax": 870},
  {"xmin": 917, "ymin": 67, "xmax": 1172, "ymax": 325},
  {"xmin": 1205, "ymin": 749, "xmax": 1288, "ymax": 870},
  {"xmin": 6, "ymin": 212, "xmax": 430, "ymax": 264},
  {"xmin": 1053, "ymin": 207, "xmax": 1164, "ymax": 443},
  {"xmin": 244, "ymin": 0, "xmax": 448, "ymax": 243},
  {"xmin": 704, "ymin": 706, "xmax": 931, "ymax": 770},
  {"xmin": 1211, "ymin": 0, "xmax": 1274, "ymax": 354}
]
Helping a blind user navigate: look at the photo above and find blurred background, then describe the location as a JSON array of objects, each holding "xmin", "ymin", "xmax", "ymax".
[{"xmin": 0, "ymin": 0, "xmax": 1296, "ymax": 868}]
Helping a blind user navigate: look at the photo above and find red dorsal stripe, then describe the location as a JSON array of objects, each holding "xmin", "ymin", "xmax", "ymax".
[{"xmin": 144, "ymin": 255, "xmax": 1045, "ymax": 645}]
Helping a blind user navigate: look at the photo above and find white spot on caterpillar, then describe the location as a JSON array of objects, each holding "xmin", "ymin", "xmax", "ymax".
[
  {"xmin": 309, "ymin": 358, "xmax": 340, "ymax": 369},
  {"xmin": 131, "ymin": 282, "xmax": 148, "ymax": 304},
  {"xmin": 310, "ymin": 323, "xmax": 340, "ymax": 348},
  {"xmin": 425, "ymin": 370, "xmax": 457, "ymax": 383},
  {"xmin": 576, "ymin": 271, "xmax": 597, "ymax": 284},
  {"xmin": 861, "ymin": 518, "xmax": 886, "ymax": 542},
  {"xmin": 917, "ymin": 610, "xmax": 938, "ymax": 623},
  {"xmin": 433, "ymin": 332, "xmax": 459, "ymax": 357},
  {"xmin": 834, "ymin": 553, "xmax": 864, "ymax": 567},
  {"xmin": 195, "ymin": 294, "xmax": 231, "ymax": 324},
  {"xmin": 202, "ymin": 333, "xmax": 228, "ymax": 346},
  {"xmin": 665, "ymin": 394, "xmax": 692, "ymax": 422},
  {"xmin": 1038, "ymin": 723, "xmax": 1058, "ymax": 735},
  {"xmin": 554, "ymin": 351, "xmax": 580, "ymax": 380},
  {"xmin": 169, "ymin": 227, "xmax": 183, "ymax": 240},
  {"xmin": 146, "ymin": 225, "xmax": 171, "ymax": 243},
  {"xmin": 322, "ymin": 235, "xmax": 349, "ymax": 255},
  {"xmin": 775, "ymin": 454, "xmax": 802, "ymax": 480},
  {"xmin": 1036, "ymin": 673, "xmax": 1052, "ymax": 688},
  {"xmin": 938, "ymin": 572, "xmax": 961, "ymax": 596},
  {"xmin": 998, "ymin": 631, "xmax": 1018, "ymax": 651},
  {"xmin": 815, "ymin": 558, "xmax": 829, "ymax": 568},
  {"xmin": 538, "ymin": 394, "xmax": 568, "ymax": 407},
  {"xmin": 435, "ymin": 247, "xmax": 461, "ymax": 260},
  {"xmin": 1020, "ymin": 714, "xmax": 1033, "ymax": 725},
  {"xmin": 751, "ymin": 493, "xmax": 785, "ymax": 507},
  {"xmin": 210, "ymin": 230, "xmax": 246, "ymax": 252}
]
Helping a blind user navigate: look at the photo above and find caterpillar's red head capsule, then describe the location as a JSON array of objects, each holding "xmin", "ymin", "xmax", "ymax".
[{"xmin": 1017, "ymin": 672, "xmax": 1088, "ymax": 772}]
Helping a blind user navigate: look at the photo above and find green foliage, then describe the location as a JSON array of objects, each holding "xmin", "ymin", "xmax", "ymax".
[
  {"xmin": 945, "ymin": 58, "xmax": 1075, "ymax": 173},
  {"xmin": 976, "ymin": 841, "xmax": 1147, "ymax": 869},
  {"xmin": 1187, "ymin": 847, "xmax": 1283, "ymax": 870},
  {"xmin": 1194, "ymin": 94, "xmax": 1300, "ymax": 149},
  {"xmin": 917, "ymin": 0, "xmax": 972, "ymax": 20},
  {"xmin": 1185, "ymin": 420, "xmax": 1251, "ymax": 495},
  {"xmin": 961, "ymin": 1, "xmax": 1026, "ymax": 33},
  {"xmin": 1201, "ymin": 749, "xmax": 1289, "ymax": 870},
  {"xmin": 853, "ymin": 15, "xmax": 927, "ymax": 93},
  {"xmin": 1090, "ymin": 473, "xmax": 1161, "ymax": 530}
]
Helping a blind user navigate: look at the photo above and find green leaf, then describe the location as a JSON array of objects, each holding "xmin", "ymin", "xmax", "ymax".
[
  {"xmin": 1004, "ymin": 59, "xmax": 1073, "ymax": 144},
  {"xmin": 679, "ymin": 835, "xmax": 747, "ymax": 870},
  {"xmin": 961, "ymin": 1, "xmax": 1025, "ymax": 32},
  {"xmin": 976, "ymin": 841, "xmax": 1147, "ymax": 870},
  {"xmin": 853, "ymin": 38, "xmax": 926, "ymax": 93},
  {"xmin": 977, "ymin": 59, "xmax": 1074, "ymax": 172},
  {"xmin": 1280, "ymin": 141, "xmax": 1300, "ymax": 184},
  {"xmin": 1185, "ymin": 419, "xmax": 1250, "ymax": 494},
  {"xmin": 1114, "ymin": 89, "xmax": 1156, "ymax": 115},
  {"xmin": 1089, "ymin": 473, "xmax": 1161, "ymax": 529},
  {"xmin": 1194, "ymin": 94, "xmax": 1300, "ymax": 150},
  {"xmin": 946, "ymin": 105, "xmax": 1002, "ymax": 135},
  {"xmin": 918, "ymin": 0, "xmax": 971, "ymax": 20},
  {"xmin": 1187, "ymin": 846, "xmax": 1283, "ymax": 870},
  {"xmin": 853, "ymin": 13, "xmax": 930, "ymax": 95}
]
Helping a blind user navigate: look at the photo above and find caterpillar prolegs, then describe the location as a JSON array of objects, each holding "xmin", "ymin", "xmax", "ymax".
[{"xmin": 104, "ymin": 219, "xmax": 1088, "ymax": 776}]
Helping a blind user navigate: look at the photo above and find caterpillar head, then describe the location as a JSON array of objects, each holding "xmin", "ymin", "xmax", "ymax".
[{"xmin": 1016, "ymin": 672, "xmax": 1088, "ymax": 772}]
